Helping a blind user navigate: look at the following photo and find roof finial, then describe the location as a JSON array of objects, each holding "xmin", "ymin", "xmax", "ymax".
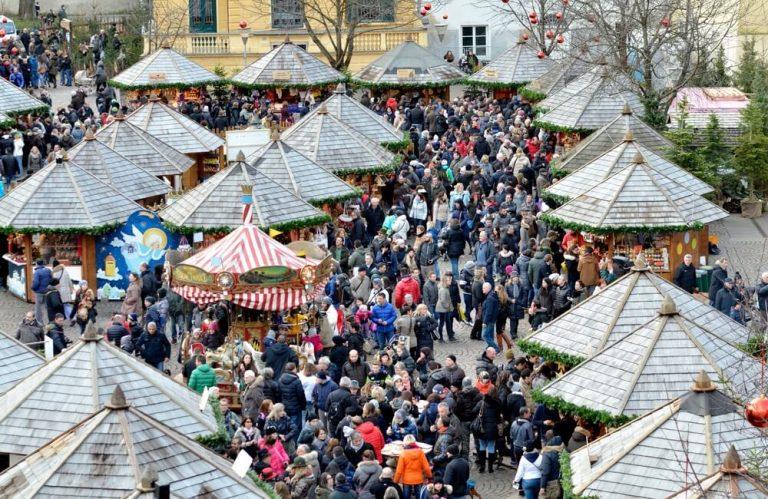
[
  {"xmin": 623, "ymin": 130, "xmax": 634, "ymax": 142},
  {"xmin": 84, "ymin": 128, "xmax": 96, "ymax": 141},
  {"xmin": 622, "ymin": 102, "xmax": 633, "ymax": 115},
  {"xmin": 105, "ymin": 385, "xmax": 130, "ymax": 409},
  {"xmin": 317, "ymin": 104, "xmax": 328, "ymax": 115},
  {"xmin": 160, "ymin": 40, "xmax": 171, "ymax": 49},
  {"xmin": 335, "ymin": 83, "xmax": 346, "ymax": 94},
  {"xmin": 136, "ymin": 467, "xmax": 159, "ymax": 493},
  {"xmin": 82, "ymin": 322, "xmax": 102, "ymax": 341},
  {"xmin": 284, "ymin": 34, "xmax": 292, "ymax": 44},
  {"xmin": 659, "ymin": 295, "xmax": 677, "ymax": 315},
  {"xmin": 720, "ymin": 445, "xmax": 744, "ymax": 473},
  {"xmin": 691, "ymin": 370, "xmax": 716, "ymax": 392},
  {"xmin": 631, "ymin": 251, "xmax": 649, "ymax": 270},
  {"xmin": 236, "ymin": 150, "xmax": 246, "ymax": 162},
  {"xmin": 270, "ymin": 126, "xmax": 280, "ymax": 141},
  {"xmin": 632, "ymin": 151, "xmax": 644, "ymax": 164}
]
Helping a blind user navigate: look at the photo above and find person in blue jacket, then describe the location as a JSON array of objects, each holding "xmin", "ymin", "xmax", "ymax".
[
  {"xmin": 481, "ymin": 282, "xmax": 500, "ymax": 352},
  {"xmin": 370, "ymin": 292, "xmax": 397, "ymax": 349},
  {"xmin": 31, "ymin": 259, "xmax": 52, "ymax": 324}
]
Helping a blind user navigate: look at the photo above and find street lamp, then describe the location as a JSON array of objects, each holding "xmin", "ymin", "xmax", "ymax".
[{"xmin": 239, "ymin": 20, "xmax": 250, "ymax": 67}]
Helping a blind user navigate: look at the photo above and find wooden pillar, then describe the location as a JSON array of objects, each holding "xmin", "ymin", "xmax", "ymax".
[
  {"xmin": 181, "ymin": 153, "xmax": 200, "ymax": 190},
  {"xmin": 23, "ymin": 234, "xmax": 33, "ymax": 303},
  {"xmin": 80, "ymin": 235, "xmax": 97, "ymax": 293}
]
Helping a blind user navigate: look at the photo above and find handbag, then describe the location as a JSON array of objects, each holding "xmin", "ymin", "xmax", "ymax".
[{"xmin": 470, "ymin": 400, "xmax": 485, "ymax": 436}]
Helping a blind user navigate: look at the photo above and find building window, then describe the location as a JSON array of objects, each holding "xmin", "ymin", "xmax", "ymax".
[
  {"xmin": 461, "ymin": 25, "xmax": 487, "ymax": 57},
  {"xmin": 189, "ymin": 0, "xmax": 216, "ymax": 33},
  {"xmin": 348, "ymin": 0, "xmax": 395, "ymax": 23},
  {"xmin": 272, "ymin": 0, "xmax": 303, "ymax": 29}
]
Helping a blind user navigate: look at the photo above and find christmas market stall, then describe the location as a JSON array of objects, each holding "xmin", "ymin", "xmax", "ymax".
[
  {"xmin": 465, "ymin": 38, "xmax": 555, "ymax": 99},
  {"xmin": 0, "ymin": 76, "xmax": 49, "ymax": 123},
  {"xmin": 535, "ymin": 296, "xmax": 760, "ymax": 426},
  {"xmin": 0, "ymin": 153, "xmax": 143, "ymax": 302},
  {"xmin": 108, "ymin": 44, "xmax": 222, "ymax": 104},
  {"xmin": 95, "ymin": 111, "xmax": 196, "ymax": 191},
  {"xmin": 0, "ymin": 330, "xmax": 44, "ymax": 396},
  {"xmin": 542, "ymin": 154, "xmax": 728, "ymax": 281},
  {"xmin": 519, "ymin": 53, "xmax": 592, "ymax": 102},
  {"xmin": 563, "ymin": 371, "xmax": 767, "ymax": 498},
  {"xmin": 667, "ymin": 86, "xmax": 749, "ymax": 146},
  {"xmin": 126, "ymin": 97, "xmax": 225, "ymax": 189},
  {"xmin": 351, "ymin": 40, "xmax": 465, "ymax": 99},
  {"xmin": 230, "ymin": 39, "xmax": 345, "ymax": 104}
]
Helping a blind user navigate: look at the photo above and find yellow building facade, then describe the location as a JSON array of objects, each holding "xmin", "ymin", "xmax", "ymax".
[{"xmin": 147, "ymin": 0, "xmax": 428, "ymax": 73}]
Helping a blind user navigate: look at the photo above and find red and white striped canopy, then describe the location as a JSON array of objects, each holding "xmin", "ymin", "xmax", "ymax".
[{"xmin": 173, "ymin": 283, "xmax": 325, "ymax": 311}]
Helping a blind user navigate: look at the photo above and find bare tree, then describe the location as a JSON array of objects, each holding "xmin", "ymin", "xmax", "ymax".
[
  {"xmin": 19, "ymin": 0, "xmax": 36, "ymax": 19},
  {"xmin": 146, "ymin": 1, "xmax": 188, "ymax": 52}
]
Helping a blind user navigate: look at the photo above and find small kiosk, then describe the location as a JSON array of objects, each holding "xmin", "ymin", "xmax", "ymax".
[{"xmin": 0, "ymin": 76, "xmax": 49, "ymax": 126}]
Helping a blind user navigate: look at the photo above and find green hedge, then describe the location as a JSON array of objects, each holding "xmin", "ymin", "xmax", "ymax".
[
  {"xmin": 382, "ymin": 132, "xmax": 410, "ymax": 152},
  {"xmin": 462, "ymin": 79, "xmax": 527, "ymax": 91},
  {"xmin": 532, "ymin": 119, "xmax": 593, "ymax": 134},
  {"xmin": 0, "ymin": 222, "xmax": 123, "ymax": 236},
  {"xmin": 560, "ymin": 451, "xmax": 600, "ymax": 499},
  {"xmin": 516, "ymin": 338, "xmax": 584, "ymax": 367},
  {"xmin": 107, "ymin": 79, "xmax": 222, "ymax": 91},
  {"xmin": 532, "ymin": 389, "xmax": 635, "ymax": 427},
  {"xmin": 520, "ymin": 86, "xmax": 548, "ymax": 102},
  {"xmin": 348, "ymin": 78, "xmax": 462, "ymax": 90}
]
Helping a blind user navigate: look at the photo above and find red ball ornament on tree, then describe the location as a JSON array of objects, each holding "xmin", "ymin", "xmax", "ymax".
[
  {"xmin": 529, "ymin": 11, "xmax": 537, "ymax": 19},
  {"xmin": 424, "ymin": 2, "xmax": 432, "ymax": 10},
  {"xmin": 0, "ymin": 29, "xmax": 6, "ymax": 38},
  {"xmin": 530, "ymin": 17, "xmax": 538, "ymax": 25},
  {"xmin": 747, "ymin": 395, "xmax": 768, "ymax": 428},
  {"xmin": 501, "ymin": 0, "xmax": 510, "ymax": 3},
  {"xmin": 562, "ymin": 0, "xmax": 570, "ymax": 4},
  {"xmin": 557, "ymin": 34, "xmax": 565, "ymax": 43},
  {"xmin": 1, "ymin": 17, "xmax": 6, "ymax": 23},
  {"xmin": 555, "ymin": 11, "xmax": 563, "ymax": 20},
  {"xmin": 239, "ymin": 20, "xmax": 248, "ymax": 29},
  {"xmin": 420, "ymin": 7, "xmax": 427, "ymax": 16},
  {"xmin": 537, "ymin": 51, "xmax": 546, "ymax": 59},
  {"xmin": 661, "ymin": 17, "xmax": 670, "ymax": 27},
  {"xmin": 522, "ymin": 33, "xmax": 530, "ymax": 41},
  {"xmin": 546, "ymin": 30, "xmax": 554, "ymax": 39}
]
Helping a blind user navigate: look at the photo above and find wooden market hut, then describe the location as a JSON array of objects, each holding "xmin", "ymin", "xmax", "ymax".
[
  {"xmin": 542, "ymin": 155, "xmax": 728, "ymax": 280},
  {"xmin": 108, "ymin": 44, "xmax": 222, "ymax": 103},
  {"xmin": 565, "ymin": 371, "xmax": 767, "ymax": 497},
  {"xmin": 465, "ymin": 38, "xmax": 555, "ymax": 99},
  {"xmin": 518, "ymin": 254, "xmax": 747, "ymax": 366},
  {"xmin": 537, "ymin": 296, "xmax": 760, "ymax": 425},
  {"xmin": 0, "ymin": 154, "xmax": 143, "ymax": 302},
  {"xmin": 351, "ymin": 40, "xmax": 465, "ymax": 99},
  {"xmin": 552, "ymin": 104, "xmax": 672, "ymax": 173},
  {"xmin": 65, "ymin": 129, "xmax": 170, "ymax": 202},
  {"xmin": 519, "ymin": 54, "xmax": 592, "ymax": 102},
  {"xmin": 545, "ymin": 132, "xmax": 712, "ymax": 204},
  {"xmin": 0, "ymin": 76, "xmax": 48, "ymax": 119},
  {"xmin": 230, "ymin": 39, "xmax": 345, "ymax": 101},
  {"xmin": 95, "ymin": 111, "xmax": 196, "ymax": 191},
  {"xmin": 534, "ymin": 64, "xmax": 644, "ymax": 133},
  {"xmin": 0, "ymin": 326, "xmax": 218, "ymax": 466},
  {"xmin": 667, "ymin": 87, "xmax": 750, "ymax": 146},
  {"xmin": 0, "ymin": 330, "xmax": 43, "ymax": 396},
  {"xmin": 667, "ymin": 446, "xmax": 768, "ymax": 498},
  {"xmin": 159, "ymin": 151, "xmax": 330, "ymax": 234},
  {"xmin": 0, "ymin": 385, "xmax": 270, "ymax": 497},
  {"xmin": 126, "ymin": 97, "xmax": 225, "ymax": 189}
]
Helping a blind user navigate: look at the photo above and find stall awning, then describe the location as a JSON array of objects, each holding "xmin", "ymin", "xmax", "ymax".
[{"xmin": 173, "ymin": 282, "xmax": 324, "ymax": 311}]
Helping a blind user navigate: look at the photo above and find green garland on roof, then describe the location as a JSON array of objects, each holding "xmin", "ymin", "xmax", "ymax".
[
  {"xmin": 533, "ymin": 389, "xmax": 635, "ymax": 427},
  {"xmin": 532, "ymin": 119, "xmax": 593, "ymax": 134},
  {"xmin": 540, "ymin": 212, "xmax": 705, "ymax": 235},
  {"xmin": 540, "ymin": 190, "xmax": 569, "ymax": 207},
  {"xmin": 163, "ymin": 213, "xmax": 331, "ymax": 235},
  {"xmin": 348, "ymin": 78, "xmax": 463, "ymax": 90},
  {"xmin": 0, "ymin": 222, "xmax": 123, "ymax": 236},
  {"xmin": 549, "ymin": 165, "xmax": 569, "ymax": 179},
  {"xmin": 333, "ymin": 153, "xmax": 402, "ymax": 176},
  {"xmin": 382, "ymin": 131, "xmax": 410, "ymax": 152},
  {"xmin": 463, "ymin": 79, "xmax": 527, "ymax": 91},
  {"xmin": 560, "ymin": 451, "xmax": 600, "ymax": 499},
  {"xmin": 228, "ymin": 77, "xmax": 346, "ymax": 91},
  {"xmin": 247, "ymin": 471, "xmax": 281, "ymax": 499},
  {"xmin": 194, "ymin": 396, "xmax": 229, "ymax": 452},
  {"xmin": 309, "ymin": 188, "xmax": 362, "ymax": 207},
  {"xmin": 107, "ymin": 79, "xmax": 222, "ymax": 91},
  {"xmin": 7, "ymin": 104, "xmax": 50, "ymax": 117},
  {"xmin": 520, "ymin": 86, "xmax": 548, "ymax": 102},
  {"xmin": 517, "ymin": 338, "xmax": 584, "ymax": 368}
]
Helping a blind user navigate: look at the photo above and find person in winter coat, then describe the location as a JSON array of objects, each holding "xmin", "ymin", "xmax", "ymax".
[
  {"xmin": 31, "ymin": 260, "xmax": 52, "ymax": 324},
  {"xmin": 16, "ymin": 311, "xmax": 44, "ymax": 347},
  {"xmin": 409, "ymin": 192, "xmax": 428, "ymax": 229},
  {"xmin": 391, "ymin": 211, "xmax": 410, "ymax": 240},
  {"xmin": 287, "ymin": 457, "xmax": 317, "ymax": 499},
  {"xmin": 513, "ymin": 443, "xmax": 543, "ymax": 499},
  {"xmin": 265, "ymin": 403, "xmax": 299, "ymax": 451},
  {"xmin": 357, "ymin": 415, "xmax": 386, "ymax": 463},
  {"xmin": 188, "ymin": 356, "xmax": 217, "ymax": 393},
  {"xmin": 278, "ymin": 363, "xmax": 307, "ymax": 431},
  {"xmin": 43, "ymin": 279, "xmax": 65, "ymax": 323},
  {"xmin": 757, "ymin": 272, "xmax": 768, "ymax": 318},
  {"xmin": 708, "ymin": 258, "xmax": 729, "ymax": 306},
  {"xmin": 394, "ymin": 267, "xmax": 421, "ymax": 309},
  {"xmin": 539, "ymin": 435, "xmax": 564, "ymax": 498},
  {"xmin": 342, "ymin": 350, "xmax": 370, "ymax": 387},
  {"xmin": 577, "ymin": 247, "xmax": 600, "ymax": 294},
  {"xmin": 241, "ymin": 371, "xmax": 265, "ymax": 420},
  {"xmin": 326, "ymin": 378, "xmax": 358, "ymax": 434},
  {"xmin": 715, "ymin": 278, "xmax": 743, "ymax": 316},
  {"xmin": 46, "ymin": 314, "xmax": 70, "ymax": 355},
  {"xmin": 106, "ymin": 314, "xmax": 129, "ymax": 346},
  {"xmin": 416, "ymin": 233, "xmax": 439, "ymax": 279},
  {"xmin": 673, "ymin": 254, "xmax": 698, "ymax": 294},
  {"xmin": 51, "ymin": 260, "xmax": 74, "ymax": 318},
  {"xmin": 136, "ymin": 321, "xmax": 171, "ymax": 371},
  {"xmin": 509, "ymin": 407, "xmax": 535, "ymax": 465},
  {"xmin": 505, "ymin": 272, "xmax": 526, "ymax": 338},
  {"xmin": 354, "ymin": 450, "xmax": 383, "ymax": 499},
  {"xmin": 413, "ymin": 304, "xmax": 437, "ymax": 353},
  {"xmin": 259, "ymin": 427, "xmax": 291, "ymax": 475},
  {"xmin": 264, "ymin": 334, "xmax": 299, "ymax": 379},
  {"xmin": 371, "ymin": 293, "xmax": 397, "ymax": 348},
  {"xmin": 370, "ymin": 467, "xmax": 403, "ymax": 499},
  {"xmin": 566, "ymin": 426, "xmax": 591, "ymax": 452},
  {"xmin": 330, "ymin": 473, "xmax": 356, "ymax": 499},
  {"xmin": 481, "ymin": 282, "xmax": 500, "ymax": 351},
  {"xmin": 444, "ymin": 218, "xmax": 467, "ymax": 277},
  {"xmin": 394, "ymin": 434, "xmax": 432, "ymax": 497},
  {"xmin": 473, "ymin": 386, "xmax": 502, "ymax": 473}
]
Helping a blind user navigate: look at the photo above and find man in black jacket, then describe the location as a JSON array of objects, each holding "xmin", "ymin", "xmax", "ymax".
[
  {"xmin": 443, "ymin": 444, "xmax": 470, "ymax": 497},
  {"xmin": 139, "ymin": 262, "xmax": 157, "ymax": 305},
  {"xmin": 325, "ymin": 377, "xmax": 357, "ymax": 435},
  {"xmin": 278, "ymin": 362, "xmax": 306, "ymax": 434},
  {"xmin": 708, "ymin": 258, "xmax": 729, "ymax": 306},
  {"xmin": 673, "ymin": 254, "xmax": 698, "ymax": 293},
  {"xmin": 370, "ymin": 467, "xmax": 403, "ymax": 499},
  {"xmin": 454, "ymin": 377, "xmax": 482, "ymax": 458},
  {"xmin": 263, "ymin": 333, "xmax": 298, "ymax": 378},
  {"xmin": 136, "ymin": 321, "xmax": 171, "ymax": 371},
  {"xmin": 363, "ymin": 197, "xmax": 385, "ymax": 238},
  {"xmin": 46, "ymin": 313, "xmax": 70, "ymax": 355},
  {"xmin": 106, "ymin": 313, "xmax": 128, "ymax": 346}
]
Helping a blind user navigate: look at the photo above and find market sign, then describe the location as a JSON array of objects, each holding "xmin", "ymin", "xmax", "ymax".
[
  {"xmin": 272, "ymin": 70, "xmax": 292, "ymax": 81},
  {"xmin": 397, "ymin": 69, "xmax": 416, "ymax": 80},
  {"xmin": 484, "ymin": 69, "xmax": 498, "ymax": 78},
  {"xmin": 148, "ymin": 72, "xmax": 167, "ymax": 82}
]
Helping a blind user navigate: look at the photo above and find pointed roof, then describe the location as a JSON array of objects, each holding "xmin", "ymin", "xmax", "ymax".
[
  {"xmin": 96, "ymin": 113, "xmax": 195, "ymax": 176},
  {"xmin": 0, "ymin": 76, "xmax": 48, "ymax": 114},
  {"xmin": 0, "ymin": 330, "xmax": 44, "ymax": 396},
  {"xmin": 352, "ymin": 40, "xmax": 465, "ymax": 87},
  {"xmin": 300, "ymin": 83, "xmax": 403, "ymax": 145},
  {"xmin": 521, "ymin": 256, "xmax": 751, "ymax": 363},
  {"xmin": 539, "ymin": 298, "xmax": 761, "ymax": 419},
  {"xmin": 159, "ymin": 153, "xmax": 328, "ymax": 230},
  {"xmin": 109, "ymin": 46, "xmax": 221, "ymax": 89},
  {"xmin": 554, "ymin": 105, "xmax": 673, "ymax": 172},
  {"xmin": 126, "ymin": 98, "xmax": 224, "ymax": 154},
  {"xmin": 546, "ymin": 134, "xmax": 712, "ymax": 201},
  {"xmin": 567, "ymin": 373, "xmax": 768, "ymax": 498},
  {"xmin": 281, "ymin": 106, "xmax": 396, "ymax": 174},
  {"xmin": 231, "ymin": 40, "xmax": 344, "ymax": 88},
  {"xmin": 535, "ymin": 64, "xmax": 645, "ymax": 130},
  {"xmin": 467, "ymin": 39, "xmax": 555, "ymax": 86},
  {"xmin": 246, "ymin": 136, "xmax": 359, "ymax": 203},
  {"xmin": 0, "ymin": 330, "xmax": 217, "ymax": 457},
  {"xmin": 522, "ymin": 55, "xmax": 592, "ymax": 99},
  {"xmin": 545, "ymin": 157, "xmax": 728, "ymax": 232},
  {"xmin": 0, "ymin": 386, "xmax": 269, "ymax": 498},
  {"xmin": 0, "ymin": 155, "xmax": 143, "ymax": 232},
  {"xmin": 667, "ymin": 446, "xmax": 768, "ymax": 498},
  {"xmin": 65, "ymin": 131, "xmax": 170, "ymax": 200}
]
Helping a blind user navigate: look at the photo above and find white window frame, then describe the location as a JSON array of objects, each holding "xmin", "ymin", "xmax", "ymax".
[{"xmin": 460, "ymin": 25, "xmax": 489, "ymax": 58}]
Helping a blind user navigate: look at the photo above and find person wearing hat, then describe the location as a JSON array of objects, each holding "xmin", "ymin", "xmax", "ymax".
[
  {"xmin": 259, "ymin": 426, "xmax": 290, "ymax": 476},
  {"xmin": 330, "ymin": 471, "xmax": 356, "ymax": 499},
  {"xmin": 714, "ymin": 276, "xmax": 743, "ymax": 318},
  {"xmin": 443, "ymin": 443, "xmax": 470, "ymax": 498},
  {"xmin": 288, "ymin": 456, "xmax": 316, "ymax": 497}
]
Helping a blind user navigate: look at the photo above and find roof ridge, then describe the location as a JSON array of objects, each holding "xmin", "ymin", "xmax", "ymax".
[
  {"xmin": 62, "ymin": 160, "xmax": 98, "ymax": 227},
  {"xmin": 617, "ymin": 314, "xmax": 669, "ymax": 412}
]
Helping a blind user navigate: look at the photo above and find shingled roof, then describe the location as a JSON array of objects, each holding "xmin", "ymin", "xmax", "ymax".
[
  {"xmin": 522, "ymin": 55, "xmax": 592, "ymax": 99},
  {"xmin": 0, "ymin": 386, "xmax": 269, "ymax": 498},
  {"xmin": 66, "ymin": 130, "xmax": 170, "ymax": 200},
  {"xmin": 0, "ymin": 76, "xmax": 48, "ymax": 115},
  {"xmin": 466, "ymin": 39, "xmax": 555, "ymax": 87},
  {"xmin": 0, "ymin": 154, "xmax": 142, "ymax": 232},
  {"xmin": 126, "ymin": 98, "xmax": 224, "ymax": 154},
  {"xmin": 539, "ymin": 296, "xmax": 761, "ymax": 420},
  {"xmin": 159, "ymin": 151, "xmax": 327, "ymax": 230},
  {"xmin": 109, "ymin": 46, "xmax": 221, "ymax": 89},
  {"xmin": 0, "ymin": 330, "xmax": 44, "ymax": 396},
  {"xmin": 352, "ymin": 40, "xmax": 465, "ymax": 87},
  {"xmin": 281, "ymin": 105, "xmax": 396, "ymax": 174},
  {"xmin": 667, "ymin": 446, "xmax": 768, "ymax": 498},
  {"xmin": 546, "ymin": 133, "xmax": 712, "ymax": 201},
  {"xmin": 545, "ymin": 155, "xmax": 728, "ymax": 232},
  {"xmin": 554, "ymin": 105, "xmax": 673, "ymax": 172},
  {"xmin": 96, "ymin": 112, "xmax": 195, "ymax": 176},
  {"xmin": 231, "ymin": 40, "xmax": 344, "ymax": 88},
  {"xmin": 520, "ymin": 255, "xmax": 751, "ymax": 364},
  {"xmin": 0, "ymin": 328, "xmax": 217, "ymax": 457},
  {"xmin": 567, "ymin": 372, "xmax": 768, "ymax": 498},
  {"xmin": 535, "ymin": 64, "xmax": 644, "ymax": 131}
]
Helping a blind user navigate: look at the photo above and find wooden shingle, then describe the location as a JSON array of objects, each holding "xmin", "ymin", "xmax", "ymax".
[
  {"xmin": 0, "ymin": 330, "xmax": 43, "ymax": 396},
  {"xmin": 352, "ymin": 40, "xmax": 465, "ymax": 86},
  {"xmin": 109, "ymin": 47, "xmax": 220, "ymax": 89},
  {"xmin": 126, "ymin": 99, "xmax": 224, "ymax": 154},
  {"xmin": 0, "ymin": 77, "xmax": 47, "ymax": 114},
  {"xmin": 466, "ymin": 39, "xmax": 554, "ymax": 86},
  {"xmin": 523, "ymin": 55, "xmax": 592, "ymax": 98},
  {"xmin": 231, "ymin": 40, "xmax": 344, "ymax": 88}
]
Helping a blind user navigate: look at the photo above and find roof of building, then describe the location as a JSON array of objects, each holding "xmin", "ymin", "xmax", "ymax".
[
  {"xmin": 554, "ymin": 105, "xmax": 673, "ymax": 172},
  {"xmin": 568, "ymin": 372, "xmax": 768, "ymax": 498},
  {"xmin": 523, "ymin": 54, "xmax": 592, "ymax": 98},
  {"xmin": 96, "ymin": 113, "xmax": 195, "ymax": 176},
  {"xmin": 540, "ymin": 296, "xmax": 761, "ymax": 418},
  {"xmin": 466, "ymin": 39, "xmax": 555, "ymax": 86},
  {"xmin": 352, "ymin": 40, "xmax": 465, "ymax": 86},
  {"xmin": 546, "ymin": 133, "xmax": 712, "ymax": 200},
  {"xmin": 281, "ymin": 105, "xmax": 395, "ymax": 174},
  {"xmin": 65, "ymin": 130, "xmax": 170, "ymax": 200},
  {"xmin": 159, "ymin": 151, "xmax": 326, "ymax": 230},
  {"xmin": 0, "ymin": 386, "xmax": 269, "ymax": 498},
  {"xmin": 0, "ymin": 154, "xmax": 142, "ymax": 232},
  {"xmin": 0, "ymin": 327, "xmax": 217, "ymax": 457},
  {"xmin": 126, "ymin": 98, "xmax": 224, "ymax": 154},
  {"xmin": 0, "ymin": 330, "xmax": 44, "ymax": 396},
  {"xmin": 230, "ymin": 40, "xmax": 344, "ymax": 88},
  {"xmin": 0, "ymin": 76, "xmax": 48, "ymax": 114},
  {"xmin": 109, "ymin": 46, "xmax": 221, "ymax": 89},
  {"xmin": 667, "ymin": 446, "xmax": 768, "ymax": 498}
]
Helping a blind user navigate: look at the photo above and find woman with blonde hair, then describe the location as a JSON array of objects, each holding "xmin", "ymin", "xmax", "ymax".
[
  {"xmin": 494, "ymin": 284, "xmax": 514, "ymax": 350},
  {"xmin": 265, "ymin": 403, "xmax": 298, "ymax": 453}
]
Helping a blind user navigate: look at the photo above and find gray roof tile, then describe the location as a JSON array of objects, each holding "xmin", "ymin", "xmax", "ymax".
[
  {"xmin": 524, "ymin": 55, "xmax": 592, "ymax": 97},
  {"xmin": 0, "ymin": 77, "xmax": 47, "ymax": 114},
  {"xmin": 0, "ymin": 330, "xmax": 44, "ymax": 396},
  {"xmin": 353, "ymin": 40, "xmax": 465, "ymax": 85},
  {"xmin": 126, "ymin": 100, "xmax": 224, "ymax": 154},
  {"xmin": 467, "ymin": 40, "xmax": 554, "ymax": 85},
  {"xmin": 111, "ymin": 47, "xmax": 221, "ymax": 88},
  {"xmin": 231, "ymin": 41, "xmax": 343, "ymax": 87}
]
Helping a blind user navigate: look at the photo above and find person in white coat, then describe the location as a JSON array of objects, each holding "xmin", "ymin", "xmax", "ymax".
[
  {"xmin": 408, "ymin": 191, "xmax": 428, "ymax": 229},
  {"xmin": 514, "ymin": 443, "xmax": 543, "ymax": 499},
  {"xmin": 391, "ymin": 211, "xmax": 410, "ymax": 241}
]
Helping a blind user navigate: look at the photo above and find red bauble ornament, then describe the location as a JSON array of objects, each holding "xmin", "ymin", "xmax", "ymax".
[
  {"xmin": 522, "ymin": 33, "xmax": 530, "ymax": 40},
  {"xmin": 546, "ymin": 30, "xmax": 554, "ymax": 39},
  {"xmin": 239, "ymin": 20, "xmax": 248, "ymax": 29},
  {"xmin": 537, "ymin": 51, "xmax": 546, "ymax": 59},
  {"xmin": 562, "ymin": 0, "xmax": 570, "ymax": 5},
  {"xmin": 442, "ymin": 13, "xmax": 448, "ymax": 19},
  {"xmin": 747, "ymin": 395, "xmax": 768, "ymax": 428},
  {"xmin": 557, "ymin": 34, "xmax": 565, "ymax": 43},
  {"xmin": 530, "ymin": 17, "xmax": 538, "ymax": 24},
  {"xmin": 661, "ymin": 17, "xmax": 670, "ymax": 27},
  {"xmin": 529, "ymin": 11, "xmax": 537, "ymax": 19},
  {"xmin": 1, "ymin": 17, "xmax": 6, "ymax": 23},
  {"xmin": 420, "ymin": 7, "xmax": 427, "ymax": 15},
  {"xmin": 502, "ymin": 0, "xmax": 510, "ymax": 3},
  {"xmin": 424, "ymin": 2, "xmax": 432, "ymax": 10},
  {"xmin": 11, "ymin": 47, "xmax": 18, "ymax": 54},
  {"xmin": 555, "ymin": 11, "xmax": 563, "ymax": 20}
]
